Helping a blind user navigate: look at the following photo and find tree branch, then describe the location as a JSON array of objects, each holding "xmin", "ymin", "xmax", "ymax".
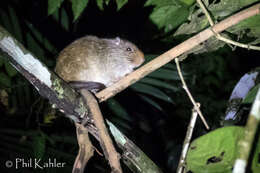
[
  {"xmin": 233, "ymin": 88, "xmax": 260, "ymax": 173},
  {"xmin": 80, "ymin": 90, "xmax": 122, "ymax": 173},
  {"xmin": 107, "ymin": 121, "xmax": 163, "ymax": 173},
  {"xmin": 177, "ymin": 109, "xmax": 198, "ymax": 173}
]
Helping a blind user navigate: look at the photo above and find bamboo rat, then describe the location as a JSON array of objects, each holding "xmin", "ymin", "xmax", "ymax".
[{"xmin": 55, "ymin": 35, "xmax": 144, "ymax": 91}]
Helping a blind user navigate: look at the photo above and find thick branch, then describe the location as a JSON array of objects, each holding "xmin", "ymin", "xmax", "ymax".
[
  {"xmin": 96, "ymin": 3, "xmax": 260, "ymax": 102},
  {"xmin": 80, "ymin": 90, "xmax": 122, "ymax": 173},
  {"xmin": 107, "ymin": 121, "xmax": 163, "ymax": 173},
  {"xmin": 233, "ymin": 88, "xmax": 260, "ymax": 173}
]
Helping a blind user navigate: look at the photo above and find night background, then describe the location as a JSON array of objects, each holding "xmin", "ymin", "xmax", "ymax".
[{"xmin": 0, "ymin": 0, "xmax": 260, "ymax": 173}]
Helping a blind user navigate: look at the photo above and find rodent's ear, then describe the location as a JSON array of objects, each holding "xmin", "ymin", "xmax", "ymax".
[{"xmin": 115, "ymin": 37, "xmax": 121, "ymax": 45}]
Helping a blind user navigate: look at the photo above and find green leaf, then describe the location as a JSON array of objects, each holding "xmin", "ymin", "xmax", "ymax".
[
  {"xmin": 61, "ymin": 7, "xmax": 69, "ymax": 31},
  {"xmin": 0, "ymin": 128, "xmax": 31, "ymax": 136},
  {"xmin": 131, "ymin": 83, "xmax": 173, "ymax": 103},
  {"xmin": 107, "ymin": 99, "xmax": 132, "ymax": 122},
  {"xmin": 32, "ymin": 132, "xmax": 46, "ymax": 159},
  {"xmin": 138, "ymin": 95, "xmax": 163, "ymax": 111},
  {"xmin": 0, "ymin": 55, "xmax": 5, "ymax": 67},
  {"xmin": 0, "ymin": 134, "xmax": 32, "ymax": 154},
  {"xmin": 148, "ymin": 68, "xmax": 182, "ymax": 80},
  {"xmin": 96, "ymin": 0, "xmax": 111, "ymax": 10},
  {"xmin": 204, "ymin": 76, "xmax": 220, "ymax": 88},
  {"xmin": 145, "ymin": 0, "xmax": 189, "ymax": 33},
  {"xmin": 145, "ymin": 54, "xmax": 158, "ymax": 62},
  {"xmin": 23, "ymin": 83, "xmax": 32, "ymax": 106},
  {"xmin": 4, "ymin": 61, "xmax": 17, "ymax": 77},
  {"xmin": 8, "ymin": 6, "xmax": 23, "ymax": 42},
  {"xmin": 175, "ymin": 0, "xmax": 260, "ymax": 36},
  {"xmin": 50, "ymin": 134, "xmax": 77, "ymax": 145},
  {"xmin": 243, "ymin": 84, "xmax": 259, "ymax": 104},
  {"xmin": 48, "ymin": 0, "xmax": 64, "ymax": 15},
  {"xmin": 44, "ymin": 112, "xmax": 56, "ymax": 124},
  {"xmin": 17, "ymin": 79, "xmax": 26, "ymax": 108},
  {"xmin": 140, "ymin": 77, "xmax": 179, "ymax": 91},
  {"xmin": 104, "ymin": 0, "xmax": 110, "ymax": 5},
  {"xmin": 116, "ymin": 0, "xmax": 128, "ymax": 10},
  {"xmin": 179, "ymin": 0, "xmax": 195, "ymax": 6},
  {"xmin": 26, "ymin": 32, "xmax": 45, "ymax": 61},
  {"xmin": 26, "ymin": 22, "xmax": 57, "ymax": 58},
  {"xmin": 110, "ymin": 116, "xmax": 132, "ymax": 131},
  {"xmin": 52, "ymin": 6, "xmax": 59, "ymax": 21},
  {"xmin": 96, "ymin": 0, "xmax": 104, "ymax": 10},
  {"xmin": 164, "ymin": 63, "xmax": 177, "ymax": 70},
  {"xmin": 0, "ymin": 10, "xmax": 12, "ymax": 34},
  {"xmin": 0, "ymin": 72, "xmax": 11, "ymax": 87},
  {"xmin": 72, "ymin": 0, "xmax": 89, "ymax": 21},
  {"xmin": 145, "ymin": 0, "xmax": 177, "ymax": 7},
  {"xmin": 229, "ymin": 15, "xmax": 260, "ymax": 41},
  {"xmin": 252, "ymin": 135, "xmax": 260, "ymax": 173},
  {"xmin": 187, "ymin": 126, "xmax": 243, "ymax": 173}
]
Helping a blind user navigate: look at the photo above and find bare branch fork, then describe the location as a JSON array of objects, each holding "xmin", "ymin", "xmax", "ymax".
[
  {"xmin": 175, "ymin": 58, "xmax": 204, "ymax": 172},
  {"xmin": 175, "ymin": 58, "xmax": 208, "ymax": 129},
  {"xmin": 0, "ymin": 3, "xmax": 259, "ymax": 173}
]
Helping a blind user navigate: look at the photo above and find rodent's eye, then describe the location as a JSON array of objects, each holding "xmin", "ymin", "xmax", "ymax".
[{"xmin": 126, "ymin": 47, "xmax": 132, "ymax": 52}]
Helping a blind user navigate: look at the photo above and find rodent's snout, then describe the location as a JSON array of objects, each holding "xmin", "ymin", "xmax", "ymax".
[{"xmin": 133, "ymin": 50, "xmax": 145, "ymax": 68}]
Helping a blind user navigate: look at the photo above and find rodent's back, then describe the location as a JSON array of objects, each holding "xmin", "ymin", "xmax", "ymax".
[{"xmin": 55, "ymin": 36, "xmax": 144, "ymax": 87}]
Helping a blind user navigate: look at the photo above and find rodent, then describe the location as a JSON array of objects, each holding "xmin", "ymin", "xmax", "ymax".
[{"xmin": 55, "ymin": 35, "xmax": 144, "ymax": 90}]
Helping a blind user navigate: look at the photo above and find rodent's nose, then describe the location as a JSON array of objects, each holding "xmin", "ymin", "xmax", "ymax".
[{"xmin": 134, "ymin": 51, "xmax": 145, "ymax": 67}]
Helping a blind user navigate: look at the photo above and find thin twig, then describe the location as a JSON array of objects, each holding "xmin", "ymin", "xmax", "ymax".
[
  {"xmin": 175, "ymin": 58, "xmax": 209, "ymax": 129},
  {"xmin": 196, "ymin": 0, "xmax": 214, "ymax": 26},
  {"xmin": 177, "ymin": 109, "xmax": 198, "ymax": 173},
  {"xmin": 196, "ymin": 0, "xmax": 260, "ymax": 51}
]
